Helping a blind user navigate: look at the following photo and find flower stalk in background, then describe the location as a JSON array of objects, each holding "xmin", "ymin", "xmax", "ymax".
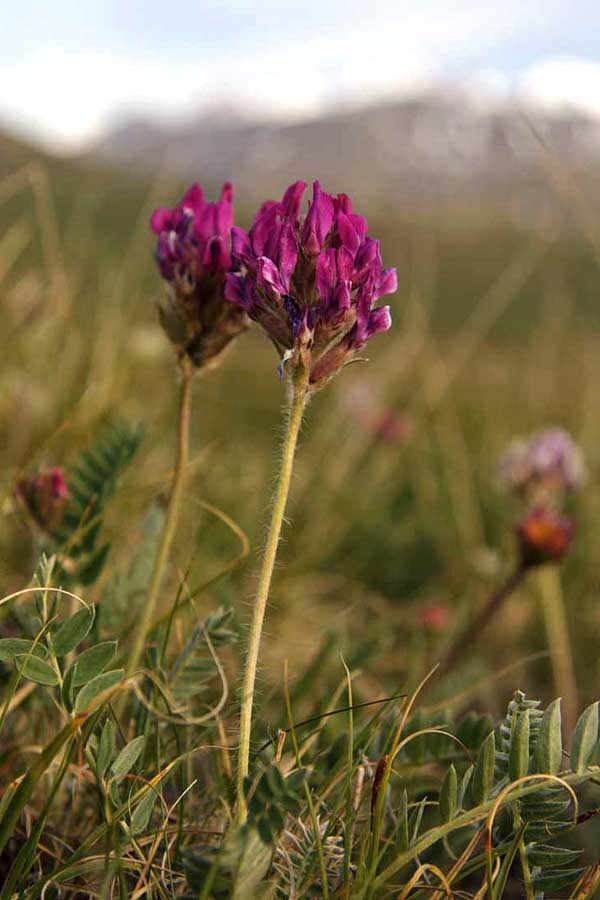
[
  {"xmin": 15, "ymin": 465, "xmax": 68, "ymax": 533},
  {"xmin": 440, "ymin": 428, "xmax": 583, "ymax": 724},
  {"xmin": 126, "ymin": 183, "xmax": 248, "ymax": 681},
  {"xmin": 231, "ymin": 181, "xmax": 396, "ymax": 821},
  {"xmin": 502, "ymin": 427, "xmax": 584, "ymax": 730}
]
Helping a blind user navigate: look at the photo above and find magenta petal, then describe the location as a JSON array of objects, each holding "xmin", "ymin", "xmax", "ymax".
[
  {"xmin": 195, "ymin": 203, "xmax": 217, "ymax": 242},
  {"xmin": 225, "ymin": 273, "xmax": 251, "ymax": 309},
  {"xmin": 181, "ymin": 182, "xmax": 204, "ymax": 210},
  {"xmin": 231, "ymin": 226, "xmax": 251, "ymax": 263},
  {"xmin": 281, "ymin": 180, "xmax": 307, "ymax": 219},
  {"xmin": 336, "ymin": 246, "xmax": 354, "ymax": 281},
  {"xmin": 377, "ymin": 267, "xmax": 398, "ymax": 298},
  {"xmin": 277, "ymin": 221, "xmax": 299, "ymax": 287},
  {"xmin": 367, "ymin": 305, "xmax": 392, "ymax": 335},
  {"xmin": 301, "ymin": 181, "xmax": 334, "ymax": 255},
  {"xmin": 215, "ymin": 198, "xmax": 233, "ymax": 236},
  {"xmin": 254, "ymin": 199, "xmax": 278, "ymax": 223},
  {"xmin": 335, "ymin": 193, "xmax": 353, "ymax": 216},
  {"xmin": 348, "ymin": 213, "xmax": 368, "ymax": 242},
  {"xmin": 220, "ymin": 181, "xmax": 233, "ymax": 203},
  {"xmin": 316, "ymin": 249, "xmax": 337, "ymax": 300},
  {"xmin": 256, "ymin": 256, "xmax": 287, "ymax": 297},
  {"xmin": 354, "ymin": 238, "xmax": 380, "ymax": 284},
  {"xmin": 333, "ymin": 281, "xmax": 352, "ymax": 311},
  {"xmin": 150, "ymin": 207, "xmax": 172, "ymax": 234},
  {"xmin": 336, "ymin": 212, "xmax": 361, "ymax": 256},
  {"xmin": 251, "ymin": 204, "xmax": 281, "ymax": 258},
  {"xmin": 203, "ymin": 236, "xmax": 230, "ymax": 273}
]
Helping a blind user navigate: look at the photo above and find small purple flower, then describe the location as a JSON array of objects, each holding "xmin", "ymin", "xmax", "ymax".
[
  {"xmin": 15, "ymin": 466, "xmax": 68, "ymax": 532},
  {"xmin": 150, "ymin": 182, "xmax": 249, "ymax": 369},
  {"xmin": 225, "ymin": 181, "xmax": 396, "ymax": 387},
  {"xmin": 500, "ymin": 427, "xmax": 586, "ymax": 499}
]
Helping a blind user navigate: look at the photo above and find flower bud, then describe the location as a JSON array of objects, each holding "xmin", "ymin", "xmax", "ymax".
[
  {"xmin": 15, "ymin": 466, "xmax": 68, "ymax": 532},
  {"xmin": 518, "ymin": 507, "xmax": 574, "ymax": 568}
]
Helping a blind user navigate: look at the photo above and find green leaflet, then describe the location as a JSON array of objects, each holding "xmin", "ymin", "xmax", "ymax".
[
  {"xmin": 535, "ymin": 698, "xmax": 563, "ymax": 775},
  {"xmin": 439, "ymin": 764, "xmax": 457, "ymax": 822},
  {"xmin": 571, "ymin": 702, "xmax": 599, "ymax": 774},
  {"xmin": 472, "ymin": 731, "xmax": 495, "ymax": 804},
  {"xmin": 14, "ymin": 655, "xmax": 58, "ymax": 686},
  {"xmin": 51, "ymin": 605, "xmax": 95, "ymax": 656},
  {"xmin": 73, "ymin": 669, "xmax": 124, "ymax": 713},
  {"xmin": 508, "ymin": 709, "xmax": 530, "ymax": 781}
]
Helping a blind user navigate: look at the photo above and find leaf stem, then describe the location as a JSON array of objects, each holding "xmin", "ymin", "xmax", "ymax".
[
  {"xmin": 126, "ymin": 356, "xmax": 194, "ymax": 680},
  {"xmin": 235, "ymin": 374, "xmax": 309, "ymax": 822}
]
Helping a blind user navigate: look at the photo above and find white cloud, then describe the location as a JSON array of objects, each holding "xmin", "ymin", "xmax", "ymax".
[{"xmin": 518, "ymin": 57, "xmax": 600, "ymax": 117}]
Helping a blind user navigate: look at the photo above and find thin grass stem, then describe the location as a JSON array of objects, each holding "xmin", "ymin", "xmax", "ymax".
[{"xmin": 126, "ymin": 356, "xmax": 194, "ymax": 681}]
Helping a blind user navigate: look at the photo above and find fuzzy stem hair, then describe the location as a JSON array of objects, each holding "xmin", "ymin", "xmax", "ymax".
[{"xmin": 235, "ymin": 371, "xmax": 309, "ymax": 822}]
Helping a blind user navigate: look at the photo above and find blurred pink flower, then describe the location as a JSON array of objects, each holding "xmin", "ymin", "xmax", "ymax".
[
  {"xmin": 344, "ymin": 383, "xmax": 412, "ymax": 445},
  {"xmin": 15, "ymin": 465, "xmax": 68, "ymax": 532},
  {"xmin": 500, "ymin": 427, "xmax": 586, "ymax": 499},
  {"xmin": 420, "ymin": 602, "xmax": 454, "ymax": 632}
]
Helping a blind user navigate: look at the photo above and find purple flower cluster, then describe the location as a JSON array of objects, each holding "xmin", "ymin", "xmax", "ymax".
[
  {"xmin": 225, "ymin": 181, "xmax": 396, "ymax": 387},
  {"xmin": 151, "ymin": 182, "xmax": 233, "ymax": 280},
  {"xmin": 15, "ymin": 466, "xmax": 68, "ymax": 532},
  {"xmin": 150, "ymin": 182, "xmax": 249, "ymax": 369}
]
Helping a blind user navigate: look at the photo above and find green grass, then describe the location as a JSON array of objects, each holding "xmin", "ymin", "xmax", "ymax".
[{"xmin": 1, "ymin": 138, "xmax": 600, "ymax": 896}]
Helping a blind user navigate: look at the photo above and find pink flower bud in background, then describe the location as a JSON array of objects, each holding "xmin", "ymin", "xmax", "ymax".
[
  {"xmin": 15, "ymin": 466, "xmax": 68, "ymax": 532},
  {"xmin": 419, "ymin": 601, "xmax": 454, "ymax": 632},
  {"xmin": 343, "ymin": 383, "xmax": 412, "ymax": 446},
  {"xmin": 518, "ymin": 506, "xmax": 574, "ymax": 569}
]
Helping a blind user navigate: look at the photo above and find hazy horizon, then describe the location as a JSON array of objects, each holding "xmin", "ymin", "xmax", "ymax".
[{"xmin": 3, "ymin": 0, "xmax": 600, "ymax": 152}]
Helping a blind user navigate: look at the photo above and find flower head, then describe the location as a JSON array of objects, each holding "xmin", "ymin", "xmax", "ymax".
[
  {"xmin": 518, "ymin": 507, "xmax": 574, "ymax": 568},
  {"xmin": 150, "ymin": 182, "xmax": 249, "ymax": 369},
  {"xmin": 15, "ymin": 466, "xmax": 68, "ymax": 532},
  {"xmin": 500, "ymin": 427, "xmax": 585, "ymax": 501},
  {"xmin": 225, "ymin": 181, "xmax": 396, "ymax": 387}
]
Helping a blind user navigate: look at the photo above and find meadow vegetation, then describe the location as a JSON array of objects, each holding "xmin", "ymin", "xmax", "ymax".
[{"xmin": 1, "ymin": 133, "xmax": 600, "ymax": 896}]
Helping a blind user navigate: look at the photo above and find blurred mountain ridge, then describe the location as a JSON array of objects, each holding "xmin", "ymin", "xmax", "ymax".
[{"xmin": 89, "ymin": 90, "xmax": 600, "ymax": 211}]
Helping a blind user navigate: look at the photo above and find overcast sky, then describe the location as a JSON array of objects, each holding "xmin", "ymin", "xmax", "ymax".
[{"xmin": 3, "ymin": 0, "xmax": 600, "ymax": 150}]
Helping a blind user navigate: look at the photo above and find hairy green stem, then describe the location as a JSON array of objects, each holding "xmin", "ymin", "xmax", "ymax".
[
  {"xmin": 236, "ymin": 375, "xmax": 309, "ymax": 822},
  {"xmin": 126, "ymin": 357, "xmax": 194, "ymax": 680}
]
